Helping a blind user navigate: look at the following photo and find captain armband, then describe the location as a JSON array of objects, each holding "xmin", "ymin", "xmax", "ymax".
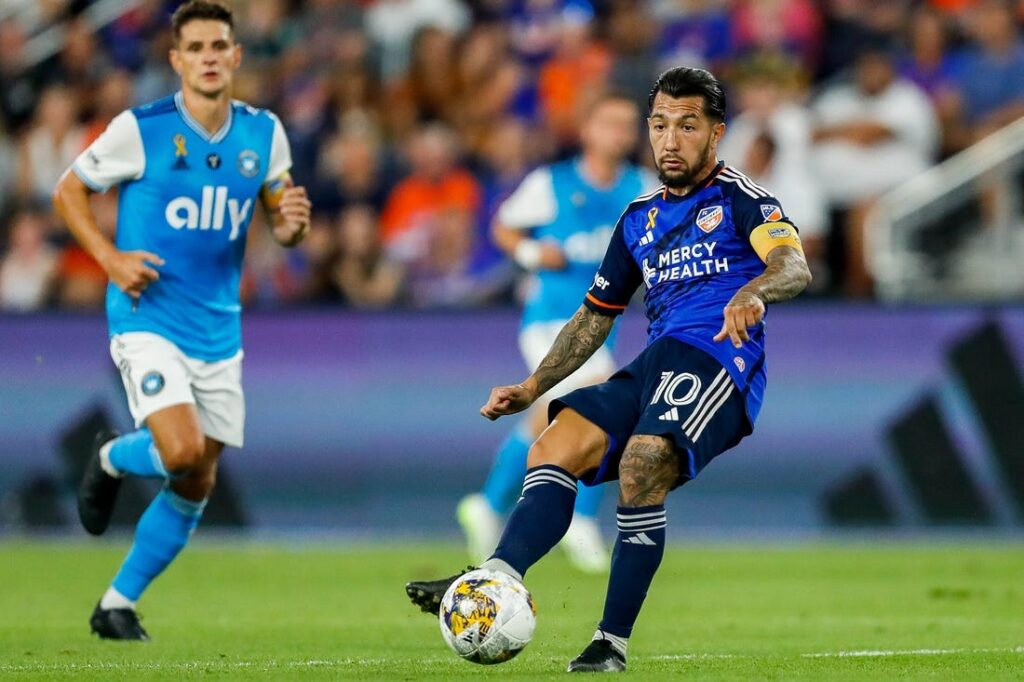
[{"xmin": 749, "ymin": 222, "xmax": 803, "ymax": 263}]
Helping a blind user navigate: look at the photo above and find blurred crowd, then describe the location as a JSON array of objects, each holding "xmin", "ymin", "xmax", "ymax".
[{"xmin": 2, "ymin": 0, "xmax": 1024, "ymax": 311}]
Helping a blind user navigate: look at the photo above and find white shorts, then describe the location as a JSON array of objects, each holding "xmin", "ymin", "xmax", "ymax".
[
  {"xmin": 519, "ymin": 320, "xmax": 616, "ymax": 401},
  {"xmin": 110, "ymin": 332, "xmax": 245, "ymax": 448}
]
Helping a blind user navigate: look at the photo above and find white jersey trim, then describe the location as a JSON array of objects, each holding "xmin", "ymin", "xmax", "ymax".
[
  {"xmin": 174, "ymin": 91, "xmax": 233, "ymax": 143},
  {"xmin": 497, "ymin": 166, "xmax": 557, "ymax": 229},
  {"xmin": 264, "ymin": 111, "xmax": 292, "ymax": 184},
  {"xmin": 71, "ymin": 110, "xmax": 145, "ymax": 193}
]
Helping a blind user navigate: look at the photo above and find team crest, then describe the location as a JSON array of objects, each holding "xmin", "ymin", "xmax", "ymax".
[
  {"xmin": 206, "ymin": 153, "xmax": 221, "ymax": 169},
  {"xmin": 238, "ymin": 150, "xmax": 260, "ymax": 178},
  {"xmin": 734, "ymin": 357, "xmax": 746, "ymax": 372},
  {"xmin": 141, "ymin": 371, "xmax": 165, "ymax": 396},
  {"xmin": 760, "ymin": 204, "xmax": 783, "ymax": 222},
  {"xmin": 695, "ymin": 205, "xmax": 723, "ymax": 233}
]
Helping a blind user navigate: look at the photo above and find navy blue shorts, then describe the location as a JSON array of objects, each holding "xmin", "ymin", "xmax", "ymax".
[{"xmin": 550, "ymin": 337, "xmax": 751, "ymax": 489}]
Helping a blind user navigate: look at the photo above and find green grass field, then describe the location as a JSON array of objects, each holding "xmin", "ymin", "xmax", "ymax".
[{"xmin": 0, "ymin": 541, "xmax": 1021, "ymax": 680}]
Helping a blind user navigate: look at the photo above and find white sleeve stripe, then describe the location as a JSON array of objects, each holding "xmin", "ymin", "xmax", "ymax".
[
  {"xmin": 721, "ymin": 168, "xmax": 771, "ymax": 197},
  {"xmin": 71, "ymin": 164, "xmax": 107, "ymax": 192}
]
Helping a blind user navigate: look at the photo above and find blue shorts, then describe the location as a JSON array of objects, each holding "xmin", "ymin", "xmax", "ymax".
[{"xmin": 550, "ymin": 337, "xmax": 751, "ymax": 489}]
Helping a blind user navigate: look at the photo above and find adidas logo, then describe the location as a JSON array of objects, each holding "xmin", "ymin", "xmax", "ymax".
[
  {"xmin": 658, "ymin": 407, "xmax": 679, "ymax": 421},
  {"xmin": 639, "ymin": 232, "xmax": 654, "ymax": 246},
  {"xmin": 623, "ymin": 532, "xmax": 657, "ymax": 546}
]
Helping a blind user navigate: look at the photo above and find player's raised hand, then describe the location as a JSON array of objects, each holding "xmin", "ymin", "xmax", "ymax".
[
  {"xmin": 714, "ymin": 289, "xmax": 765, "ymax": 348},
  {"xmin": 102, "ymin": 250, "xmax": 164, "ymax": 299},
  {"xmin": 480, "ymin": 382, "xmax": 537, "ymax": 421},
  {"xmin": 276, "ymin": 185, "xmax": 311, "ymax": 246}
]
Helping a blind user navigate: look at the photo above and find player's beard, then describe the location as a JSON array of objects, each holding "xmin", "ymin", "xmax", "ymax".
[{"xmin": 658, "ymin": 136, "xmax": 713, "ymax": 190}]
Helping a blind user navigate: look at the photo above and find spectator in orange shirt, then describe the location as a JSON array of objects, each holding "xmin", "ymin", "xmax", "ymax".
[
  {"xmin": 537, "ymin": 9, "xmax": 611, "ymax": 149},
  {"xmin": 380, "ymin": 123, "xmax": 483, "ymax": 306}
]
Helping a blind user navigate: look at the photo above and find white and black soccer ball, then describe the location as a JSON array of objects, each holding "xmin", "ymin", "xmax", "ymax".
[{"xmin": 438, "ymin": 568, "xmax": 536, "ymax": 665}]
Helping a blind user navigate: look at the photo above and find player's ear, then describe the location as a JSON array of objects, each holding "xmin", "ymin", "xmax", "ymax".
[
  {"xmin": 231, "ymin": 42, "xmax": 242, "ymax": 69},
  {"xmin": 169, "ymin": 46, "xmax": 182, "ymax": 75},
  {"xmin": 712, "ymin": 121, "xmax": 725, "ymax": 146}
]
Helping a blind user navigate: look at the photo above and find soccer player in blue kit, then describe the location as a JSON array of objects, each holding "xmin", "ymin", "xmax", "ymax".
[
  {"xmin": 53, "ymin": 1, "xmax": 310, "ymax": 640},
  {"xmin": 407, "ymin": 67, "xmax": 811, "ymax": 672},
  {"xmin": 457, "ymin": 92, "xmax": 657, "ymax": 573}
]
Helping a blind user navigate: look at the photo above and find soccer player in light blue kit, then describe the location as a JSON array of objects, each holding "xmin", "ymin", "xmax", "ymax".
[
  {"xmin": 52, "ymin": 1, "xmax": 310, "ymax": 640},
  {"xmin": 457, "ymin": 92, "xmax": 657, "ymax": 573}
]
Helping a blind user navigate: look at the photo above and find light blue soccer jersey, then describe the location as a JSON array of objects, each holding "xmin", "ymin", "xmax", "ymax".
[
  {"xmin": 497, "ymin": 158, "xmax": 655, "ymax": 340},
  {"xmin": 72, "ymin": 92, "xmax": 291, "ymax": 361}
]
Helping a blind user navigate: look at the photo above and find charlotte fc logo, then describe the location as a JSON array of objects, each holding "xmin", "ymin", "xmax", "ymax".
[
  {"xmin": 172, "ymin": 134, "xmax": 189, "ymax": 170},
  {"xmin": 238, "ymin": 150, "xmax": 260, "ymax": 178}
]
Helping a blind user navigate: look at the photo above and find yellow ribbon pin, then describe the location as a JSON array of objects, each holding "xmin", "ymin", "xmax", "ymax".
[
  {"xmin": 174, "ymin": 134, "xmax": 187, "ymax": 157},
  {"xmin": 645, "ymin": 207, "xmax": 658, "ymax": 230}
]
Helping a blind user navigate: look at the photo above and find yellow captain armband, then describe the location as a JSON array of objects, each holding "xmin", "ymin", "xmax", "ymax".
[
  {"xmin": 749, "ymin": 222, "xmax": 803, "ymax": 263},
  {"xmin": 260, "ymin": 172, "xmax": 293, "ymax": 207}
]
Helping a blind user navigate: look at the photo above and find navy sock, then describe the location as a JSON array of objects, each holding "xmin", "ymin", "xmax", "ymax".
[
  {"xmin": 598, "ymin": 505, "xmax": 666, "ymax": 638},
  {"xmin": 489, "ymin": 465, "xmax": 577, "ymax": 577}
]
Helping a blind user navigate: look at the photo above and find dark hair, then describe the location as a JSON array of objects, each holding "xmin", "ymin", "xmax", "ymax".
[
  {"xmin": 647, "ymin": 67, "xmax": 726, "ymax": 121},
  {"xmin": 171, "ymin": 1, "xmax": 234, "ymax": 42}
]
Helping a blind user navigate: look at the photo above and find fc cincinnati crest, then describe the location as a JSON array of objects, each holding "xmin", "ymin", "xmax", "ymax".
[
  {"xmin": 695, "ymin": 205, "xmax": 723, "ymax": 233},
  {"xmin": 760, "ymin": 204, "xmax": 783, "ymax": 221},
  {"xmin": 238, "ymin": 150, "xmax": 260, "ymax": 178}
]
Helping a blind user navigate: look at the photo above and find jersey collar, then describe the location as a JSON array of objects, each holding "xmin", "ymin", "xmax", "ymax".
[
  {"xmin": 660, "ymin": 161, "xmax": 724, "ymax": 202},
  {"xmin": 174, "ymin": 91, "xmax": 233, "ymax": 144}
]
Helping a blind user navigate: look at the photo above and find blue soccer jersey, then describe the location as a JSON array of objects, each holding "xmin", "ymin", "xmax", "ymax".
[
  {"xmin": 72, "ymin": 92, "xmax": 292, "ymax": 361},
  {"xmin": 583, "ymin": 162, "xmax": 798, "ymax": 426},
  {"xmin": 496, "ymin": 158, "xmax": 656, "ymax": 334}
]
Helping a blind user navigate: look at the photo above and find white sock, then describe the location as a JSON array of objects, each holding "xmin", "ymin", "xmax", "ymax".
[
  {"xmin": 480, "ymin": 558, "xmax": 522, "ymax": 583},
  {"xmin": 594, "ymin": 629, "xmax": 628, "ymax": 657},
  {"xmin": 98, "ymin": 440, "xmax": 123, "ymax": 478},
  {"xmin": 100, "ymin": 586, "xmax": 136, "ymax": 611}
]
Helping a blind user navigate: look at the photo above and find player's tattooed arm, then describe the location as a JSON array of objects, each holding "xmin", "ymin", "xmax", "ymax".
[
  {"xmin": 714, "ymin": 245, "xmax": 811, "ymax": 348},
  {"xmin": 480, "ymin": 304, "xmax": 614, "ymax": 420},
  {"xmin": 531, "ymin": 305, "xmax": 615, "ymax": 395}
]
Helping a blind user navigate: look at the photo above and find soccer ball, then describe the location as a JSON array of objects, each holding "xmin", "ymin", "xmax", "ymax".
[{"xmin": 438, "ymin": 568, "xmax": 536, "ymax": 664}]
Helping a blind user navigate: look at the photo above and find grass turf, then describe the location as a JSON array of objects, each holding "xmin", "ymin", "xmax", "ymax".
[{"xmin": 0, "ymin": 541, "xmax": 1021, "ymax": 679}]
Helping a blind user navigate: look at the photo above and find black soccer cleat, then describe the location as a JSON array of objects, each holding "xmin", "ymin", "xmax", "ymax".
[
  {"xmin": 89, "ymin": 602, "xmax": 150, "ymax": 641},
  {"xmin": 77, "ymin": 430, "xmax": 122, "ymax": 536},
  {"xmin": 567, "ymin": 638, "xmax": 627, "ymax": 673},
  {"xmin": 404, "ymin": 566, "xmax": 476, "ymax": 615}
]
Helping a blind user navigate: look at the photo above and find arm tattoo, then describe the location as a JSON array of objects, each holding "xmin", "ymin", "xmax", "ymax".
[
  {"xmin": 618, "ymin": 436, "xmax": 679, "ymax": 506},
  {"xmin": 741, "ymin": 245, "xmax": 811, "ymax": 304},
  {"xmin": 530, "ymin": 305, "xmax": 615, "ymax": 397}
]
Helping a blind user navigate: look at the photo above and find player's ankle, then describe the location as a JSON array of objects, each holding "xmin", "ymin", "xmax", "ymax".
[
  {"xmin": 480, "ymin": 557, "xmax": 522, "ymax": 582},
  {"xmin": 593, "ymin": 629, "xmax": 628, "ymax": 658}
]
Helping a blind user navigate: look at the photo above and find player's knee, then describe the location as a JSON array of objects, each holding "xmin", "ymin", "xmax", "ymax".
[
  {"xmin": 171, "ymin": 462, "xmax": 217, "ymax": 500},
  {"xmin": 526, "ymin": 438, "xmax": 558, "ymax": 469},
  {"xmin": 158, "ymin": 434, "xmax": 207, "ymax": 476},
  {"xmin": 618, "ymin": 438, "xmax": 677, "ymax": 507}
]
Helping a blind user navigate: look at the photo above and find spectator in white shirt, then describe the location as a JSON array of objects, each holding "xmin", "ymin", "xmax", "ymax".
[{"xmin": 811, "ymin": 44, "xmax": 939, "ymax": 296}]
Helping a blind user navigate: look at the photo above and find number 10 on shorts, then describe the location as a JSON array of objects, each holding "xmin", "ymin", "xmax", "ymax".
[{"xmin": 650, "ymin": 371, "xmax": 702, "ymax": 406}]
